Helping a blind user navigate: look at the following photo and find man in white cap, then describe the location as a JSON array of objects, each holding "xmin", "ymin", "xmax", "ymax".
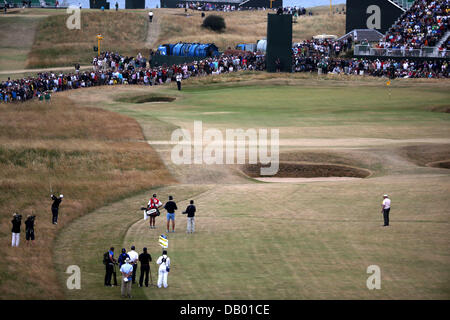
[
  {"xmin": 120, "ymin": 258, "xmax": 133, "ymax": 298},
  {"xmin": 50, "ymin": 193, "xmax": 63, "ymax": 225},
  {"xmin": 381, "ymin": 194, "xmax": 391, "ymax": 226}
]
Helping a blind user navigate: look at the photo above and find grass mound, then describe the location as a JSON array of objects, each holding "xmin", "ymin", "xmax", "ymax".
[
  {"xmin": 401, "ymin": 144, "xmax": 450, "ymax": 167},
  {"xmin": 27, "ymin": 11, "xmax": 148, "ymax": 68},
  {"xmin": 427, "ymin": 160, "xmax": 450, "ymax": 169}
]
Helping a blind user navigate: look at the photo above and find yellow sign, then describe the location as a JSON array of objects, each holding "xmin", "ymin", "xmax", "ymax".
[{"xmin": 96, "ymin": 34, "xmax": 103, "ymax": 57}]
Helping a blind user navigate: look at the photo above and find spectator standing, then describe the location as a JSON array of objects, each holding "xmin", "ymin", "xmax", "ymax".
[
  {"xmin": 164, "ymin": 195, "xmax": 178, "ymax": 233},
  {"xmin": 176, "ymin": 72, "xmax": 182, "ymax": 90},
  {"xmin": 117, "ymin": 248, "xmax": 130, "ymax": 267},
  {"xmin": 149, "ymin": 11, "xmax": 153, "ymax": 22},
  {"xmin": 25, "ymin": 215, "xmax": 36, "ymax": 246},
  {"xmin": 104, "ymin": 247, "xmax": 117, "ymax": 287},
  {"xmin": 11, "ymin": 213, "xmax": 21, "ymax": 247},
  {"xmin": 127, "ymin": 245, "xmax": 139, "ymax": 284},
  {"xmin": 120, "ymin": 258, "xmax": 133, "ymax": 298},
  {"xmin": 182, "ymin": 200, "xmax": 196, "ymax": 234},
  {"xmin": 139, "ymin": 247, "xmax": 152, "ymax": 287}
]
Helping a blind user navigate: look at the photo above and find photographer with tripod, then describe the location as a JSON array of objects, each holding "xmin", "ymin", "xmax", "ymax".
[
  {"xmin": 11, "ymin": 213, "xmax": 22, "ymax": 247},
  {"xmin": 25, "ymin": 214, "xmax": 36, "ymax": 246}
]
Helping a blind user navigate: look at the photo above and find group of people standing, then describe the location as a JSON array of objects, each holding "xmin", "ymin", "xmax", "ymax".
[
  {"xmin": 104, "ymin": 245, "xmax": 171, "ymax": 298},
  {"xmin": 103, "ymin": 193, "xmax": 197, "ymax": 298},
  {"xmin": 144, "ymin": 194, "xmax": 196, "ymax": 234},
  {"xmin": 10, "ymin": 193, "xmax": 63, "ymax": 248}
]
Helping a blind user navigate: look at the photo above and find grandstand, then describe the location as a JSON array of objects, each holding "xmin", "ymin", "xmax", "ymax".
[
  {"xmin": 391, "ymin": 0, "xmax": 416, "ymax": 9},
  {"xmin": 4, "ymin": 0, "xmax": 58, "ymax": 7},
  {"xmin": 354, "ymin": 0, "xmax": 449, "ymax": 58}
]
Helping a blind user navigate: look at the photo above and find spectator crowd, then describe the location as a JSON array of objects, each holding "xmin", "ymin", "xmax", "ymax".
[
  {"xmin": 378, "ymin": 0, "xmax": 449, "ymax": 50},
  {"xmin": 293, "ymin": 55, "xmax": 448, "ymax": 78},
  {"xmin": 1, "ymin": 43, "xmax": 448, "ymax": 103},
  {"xmin": 0, "ymin": 51, "xmax": 265, "ymax": 103}
]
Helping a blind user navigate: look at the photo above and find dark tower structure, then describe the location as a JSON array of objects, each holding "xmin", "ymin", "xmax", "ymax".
[{"xmin": 266, "ymin": 13, "xmax": 292, "ymax": 73}]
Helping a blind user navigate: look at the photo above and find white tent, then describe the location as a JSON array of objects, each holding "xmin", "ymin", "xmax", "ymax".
[{"xmin": 312, "ymin": 34, "xmax": 338, "ymax": 40}]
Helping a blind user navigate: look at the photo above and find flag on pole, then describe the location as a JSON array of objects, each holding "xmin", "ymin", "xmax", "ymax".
[
  {"xmin": 386, "ymin": 80, "xmax": 391, "ymax": 86},
  {"xmin": 159, "ymin": 234, "xmax": 168, "ymax": 249}
]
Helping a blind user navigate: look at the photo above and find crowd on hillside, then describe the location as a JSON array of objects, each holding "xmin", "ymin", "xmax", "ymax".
[
  {"xmin": 177, "ymin": 2, "xmax": 266, "ymax": 11},
  {"xmin": 378, "ymin": 0, "xmax": 449, "ymax": 50},
  {"xmin": 0, "ymin": 52, "xmax": 265, "ymax": 103}
]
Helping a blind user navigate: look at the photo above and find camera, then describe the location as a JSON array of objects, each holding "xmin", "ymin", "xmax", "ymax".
[{"xmin": 28, "ymin": 215, "xmax": 36, "ymax": 222}]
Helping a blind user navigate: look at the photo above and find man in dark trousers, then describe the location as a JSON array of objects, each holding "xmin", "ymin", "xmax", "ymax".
[
  {"xmin": 176, "ymin": 72, "xmax": 182, "ymax": 91},
  {"xmin": 51, "ymin": 193, "xmax": 63, "ymax": 225},
  {"xmin": 182, "ymin": 200, "xmax": 196, "ymax": 234},
  {"xmin": 25, "ymin": 214, "xmax": 36, "ymax": 246},
  {"xmin": 139, "ymin": 247, "xmax": 152, "ymax": 287},
  {"xmin": 381, "ymin": 194, "xmax": 391, "ymax": 226},
  {"xmin": 164, "ymin": 195, "xmax": 178, "ymax": 233},
  {"xmin": 104, "ymin": 247, "xmax": 117, "ymax": 287}
]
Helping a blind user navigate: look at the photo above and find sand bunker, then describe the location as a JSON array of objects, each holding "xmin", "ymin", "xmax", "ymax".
[
  {"xmin": 255, "ymin": 177, "xmax": 363, "ymax": 183},
  {"xmin": 115, "ymin": 94, "xmax": 176, "ymax": 104},
  {"xmin": 242, "ymin": 162, "xmax": 372, "ymax": 180}
]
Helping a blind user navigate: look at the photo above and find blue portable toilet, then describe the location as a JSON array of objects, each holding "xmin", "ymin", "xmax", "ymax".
[
  {"xmin": 168, "ymin": 44, "xmax": 176, "ymax": 55},
  {"xmin": 173, "ymin": 43, "xmax": 183, "ymax": 56},
  {"xmin": 188, "ymin": 44, "xmax": 198, "ymax": 57},
  {"xmin": 158, "ymin": 45, "xmax": 167, "ymax": 55}
]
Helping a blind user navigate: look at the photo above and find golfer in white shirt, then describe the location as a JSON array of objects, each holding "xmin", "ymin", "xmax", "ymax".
[{"xmin": 381, "ymin": 194, "xmax": 391, "ymax": 226}]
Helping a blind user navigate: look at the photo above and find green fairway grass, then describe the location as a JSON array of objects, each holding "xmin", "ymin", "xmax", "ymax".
[{"xmin": 53, "ymin": 75, "xmax": 450, "ymax": 299}]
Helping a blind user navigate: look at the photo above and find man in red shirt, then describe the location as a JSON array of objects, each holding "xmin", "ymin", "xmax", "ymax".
[{"xmin": 147, "ymin": 194, "xmax": 162, "ymax": 229}]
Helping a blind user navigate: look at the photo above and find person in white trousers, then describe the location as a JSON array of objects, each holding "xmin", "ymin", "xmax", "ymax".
[
  {"xmin": 156, "ymin": 250, "xmax": 170, "ymax": 288},
  {"xmin": 11, "ymin": 213, "xmax": 22, "ymax": 247}
]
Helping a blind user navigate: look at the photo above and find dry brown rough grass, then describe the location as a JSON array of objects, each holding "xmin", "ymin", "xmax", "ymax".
[{"xmin": 0, "ymin": 94, "xmax": 174, "ymax": 299}]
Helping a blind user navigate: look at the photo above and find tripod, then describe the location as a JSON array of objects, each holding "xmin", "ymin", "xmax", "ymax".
[{"xmin": 149, "ymin": 264, "xmax": 155, "ymax": 287}]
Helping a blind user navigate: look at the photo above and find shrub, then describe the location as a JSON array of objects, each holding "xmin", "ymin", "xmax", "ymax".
[{"xmin": 202, "ymin": 15, "xmax": 226, "ymax": 32}]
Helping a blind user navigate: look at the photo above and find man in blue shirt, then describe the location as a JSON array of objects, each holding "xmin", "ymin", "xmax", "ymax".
[
  {"xmin": 117, "ymin": 248, "xmax": 130, "ymax": 267},
  {"xmin": 120, "ymin": 258, "xmax": 134, "ymax": 298},
  {"xmin": 104, "ymin": 247, "xmax": 117, "ymax": 287}
]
